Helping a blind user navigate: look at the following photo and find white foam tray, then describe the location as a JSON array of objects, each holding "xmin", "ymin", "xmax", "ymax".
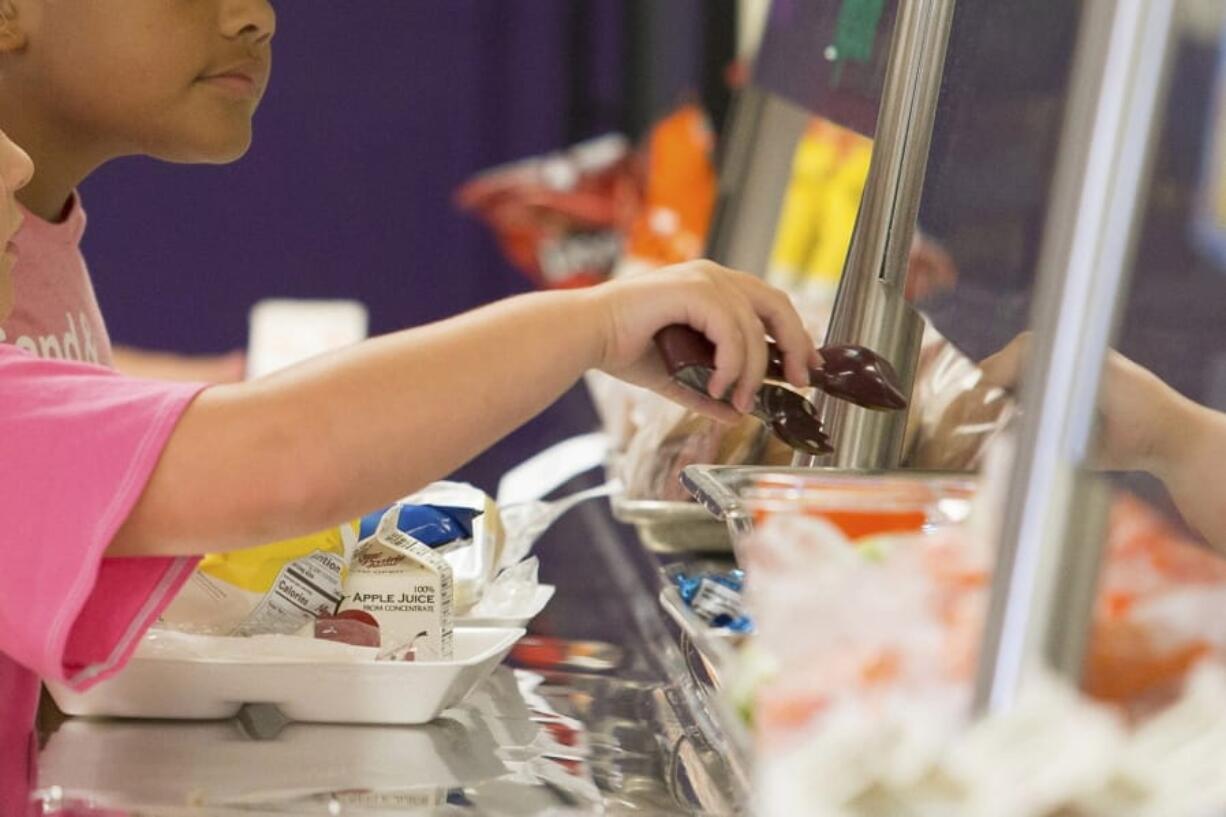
[
  {"xmin": 38, "ymin": 713, "xmax": 508, "ymax": 810},
  {"xmin": 458, "ymin": 584, "xmax": 555, "ymax": 629},
  {"xmin": 47, "ymin": 627, "xmax": 524, "ymax": 725}
]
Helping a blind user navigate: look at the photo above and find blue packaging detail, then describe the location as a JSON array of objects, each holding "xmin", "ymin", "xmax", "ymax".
[
  {"xmin": 674, "ymin": 568, "xmax": 753, "ymax": 633},
  {"xmin": 358, "ymin": 504, "xmax": 482, "ymax": 547}
]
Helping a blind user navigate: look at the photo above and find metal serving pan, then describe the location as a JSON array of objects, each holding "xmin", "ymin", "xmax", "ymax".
[
  {"xmin": 609, "ymin": 495, "xmax": 733, "ymax": 554},
  {"xmin": 680, "ymin": 464, "xmax": 977, "ymax": 557}
]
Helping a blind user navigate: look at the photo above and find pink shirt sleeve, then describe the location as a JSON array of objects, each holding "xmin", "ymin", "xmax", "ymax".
[{"xmin": 0, "ymin": 347, "xmax": 205, "ymax": 689}]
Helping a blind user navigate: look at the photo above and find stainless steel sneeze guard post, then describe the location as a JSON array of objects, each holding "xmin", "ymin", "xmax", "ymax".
[
  {"xmin": 797, "ymin": 0, "xmax": 956, "ymax": 470},
  {"xmin": 973, "ymin": 0, "xmax": 1175, "ymax": 716}
]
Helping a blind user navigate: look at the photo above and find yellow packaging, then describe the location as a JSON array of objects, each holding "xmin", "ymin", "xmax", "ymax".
[
  {"xmin": 767, "ymin": 117, "xmax": 872, "ymax": 288},
  {"xmin": 160, "ymin": 522, "xmax": 359, "ymax": 636}
]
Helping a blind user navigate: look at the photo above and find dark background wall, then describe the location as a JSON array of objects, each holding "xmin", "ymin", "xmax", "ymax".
[
  {"xmin": 85, "ymin": 2, "xmax": 618, "ymax": 349},
  {"xmin": 79, "ymin": 2, "xmax": 732, "ymax": 492}
]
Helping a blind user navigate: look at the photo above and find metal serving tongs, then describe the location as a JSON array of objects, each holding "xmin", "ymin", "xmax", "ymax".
[{"xmin": 653, "ymin": 325, "xmax": 908, "ymax": 457}]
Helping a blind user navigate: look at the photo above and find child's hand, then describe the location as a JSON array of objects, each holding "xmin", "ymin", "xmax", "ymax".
[
  {"xmin": 980, "ymin": 331, "xmax": 1226, "ymax": 550},
  {"xmin": 979, "ymin": 332, "xmax": 1182, "ymax": 474},
  {"xmin": 585, "ymin": 261, "xmax": 818, "ymax": 423}
]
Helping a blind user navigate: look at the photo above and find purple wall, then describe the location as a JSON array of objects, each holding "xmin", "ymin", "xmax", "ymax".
[{"xmin": 80, "ymin": 3, "xmax": 627, "ymax": 491}]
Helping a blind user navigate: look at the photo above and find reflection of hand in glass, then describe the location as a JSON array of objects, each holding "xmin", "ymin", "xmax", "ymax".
[
  {"xmin": 905, "ymin": 231, "xmax": 958, "ymax": 302},
  {"xmin": 980, "ymin": 332, "xmax": 1226, "ymax": 550}
]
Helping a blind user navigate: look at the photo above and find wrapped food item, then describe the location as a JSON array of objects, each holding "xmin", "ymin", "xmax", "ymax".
[
  {"xmin": 905, "ymin": 328, "xmax": 1015, "ymax": 471},
  {"xmin": 454, "ymin": 134, "xmax": 639, "ymax": 289},
  {"xmin": 160, "ymin": 522, "xmax": 359, "ymax": 637},
  {"xmin": 768, "ymin": 117, "xmax": 873, "ymax": 293},
  {"xmin": 622, "ymin": 104, "xmax": 716, "ymax": 267},
  {"xmin": 618, "ymin": 404, "xmax": 800, "ymax": 501},
  {"xmin": 470, "ymin": 557, "xmax": 541, "ymax": 620},
  {"xmin": 621, "ymin": 409, "xmax": 777, "ymax": 501},
  {"xmin": 362, "ymin": 482, "xmax": 504, "ymax": 613},
  {"xmin": 741, "ymin": 492, "xmax": 1226, "ymax": 816},
  {"xmin": 136, "ymin": 628, "xmax": 379, "ymax": 663},
  {"xmin": 456, "ymin": 103, "xmax": 716, "ymax": 291},
  {"xmin": 340, "ymin": 506, "xmax": 456, "ymax": 661},
  {"xmin": 674, "ymin": 567, "xmax": 753, "ymax": 633},
  {"xmin": 411, "ymin": 482, "xmax": 503, "ymax": 612},
  {"xmin": 743, "ymin": 515, "xmax": 985, "ymax": 748},
  {"xmin": 744, "ymin": 492, "xmax": 1226, "ymax": 729}
]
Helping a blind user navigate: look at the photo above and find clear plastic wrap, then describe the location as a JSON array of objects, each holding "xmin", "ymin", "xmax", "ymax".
[
  {"xmin": 904, "ymin": 326, "xmax": 1015, "ymax": 471},
  {"xmin": 470, "ymin": 557, "xmax": 541, "ymax": 620},
  {"xmin": 159, "ymin": 522, "xmax": 360, "ymax": 637},
  {"xmin": 135, "ymin": 628, "xmax": 379, "ymax": 663}
]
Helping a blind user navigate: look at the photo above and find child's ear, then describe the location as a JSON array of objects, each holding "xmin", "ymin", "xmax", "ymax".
[{"xmin": 0, "ymin": 1, "xmax": 26, "ymax": 54}]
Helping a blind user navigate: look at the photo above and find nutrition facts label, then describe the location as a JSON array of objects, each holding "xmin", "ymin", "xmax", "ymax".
[{"xmin": 236, "ymin": 550, "xmax": 346, "ymax": 636}]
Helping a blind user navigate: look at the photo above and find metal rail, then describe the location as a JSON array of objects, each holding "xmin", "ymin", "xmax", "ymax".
[
  {"xmin": 796, "ymin": 0, "xmax": 956, "ymax": 470},
  {"xmin": 973, "ymin": 0, "xmax": 1175, "ymax": 715}
]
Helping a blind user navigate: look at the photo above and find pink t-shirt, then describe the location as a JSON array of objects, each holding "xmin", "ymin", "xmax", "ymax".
[
  {"xmin": 0, "ymin": 195, "xmax": 112, "ymax": 367},
  {"xmin": 0, "ymin": 347, "xmax": 203, "ymax": 815}
]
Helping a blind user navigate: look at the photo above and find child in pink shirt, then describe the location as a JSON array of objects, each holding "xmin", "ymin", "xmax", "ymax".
[
  {"xmin": 0, "ymin": 10, "xmax": 824, "ymax": 814},
  {"xmin": 0, "ymin": 193, "xmax": 110, "ymax": 366},
  {"xmin": 0, "ymin": 134, "xmax": 204, "ymax": 817},
  {"xmin": 0, "ymin": 189, "xmax": 245, "ymax": 381},
  {"xmin": 0, "ymin": 5, "xmax": 823, "ymax": 813}
]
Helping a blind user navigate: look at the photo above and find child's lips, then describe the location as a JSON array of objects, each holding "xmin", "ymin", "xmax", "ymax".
[
  {"xmin": 198, "ymin": 64, "xmax": 266, "ymax": 97},
  {"xmin": 199, "ymin": 73, "xmax": 259, "ymax": 96}
]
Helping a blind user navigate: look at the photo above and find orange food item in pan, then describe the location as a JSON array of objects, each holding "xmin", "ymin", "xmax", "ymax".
[
  {"xmin": 755, "ymin": 690, "xmax": 831, "ymax": 736},
  {"xmin": 1085, "ymin": 618, "xmax": 1210, "ymax": 705},
  {"xmin": 1080, "ymin": 494, "xmax": 1226, "ymax": 706},
  {"xmin": 744, "ymin": 487, "xmax": 1226, "ymax": 743},
  {"xmin": 746, "ymin": 475, "xmax": 972, "ymax": 540},
  {"xmin": 751, "ymin": 506, "xmax": 927, "ymax": 540}
]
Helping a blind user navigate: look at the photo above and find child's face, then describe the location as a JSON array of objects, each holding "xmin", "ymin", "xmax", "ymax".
[
  {"xmin": 7, "ymin": 0, "xmax": 275, "ymax": 164},
  {"xmin": 0, "ymin": 128, "xmax": 32, "ymax": 321}
]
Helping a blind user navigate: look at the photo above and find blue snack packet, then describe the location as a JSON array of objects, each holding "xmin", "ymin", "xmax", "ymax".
[
  {"xmin": 358, "ymin": 504, "xmax": 481, "ymax": 548},
  {"xmin": 673, "ymin": 568, "xmax": 753, "ymax": 634}
]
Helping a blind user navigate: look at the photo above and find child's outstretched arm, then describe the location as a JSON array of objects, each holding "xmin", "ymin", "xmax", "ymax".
[
  {"xmin": 109, "ymin": 262, "xmax": 816, "ymax": 557},
  {"xmin": 981, "ymin": 332, "xmax": 1226, "ymax": 550}
]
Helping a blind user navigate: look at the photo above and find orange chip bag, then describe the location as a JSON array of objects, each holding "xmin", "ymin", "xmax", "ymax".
[
  {"xmin": 624, "ymin": 103, "xmax": 717, "ymax": 265},
  {"xmin": 454, "ymin": 134, "xmax": 640, "ymax": 289}
]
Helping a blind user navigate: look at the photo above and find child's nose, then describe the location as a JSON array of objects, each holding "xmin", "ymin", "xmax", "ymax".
[
  {"xmin": 0, "ymin": 136, "xmax": 33, "ymax": 194},
  {"xmin": 221, "ymin": 0, "xmax": 276, "ymax": 44}
]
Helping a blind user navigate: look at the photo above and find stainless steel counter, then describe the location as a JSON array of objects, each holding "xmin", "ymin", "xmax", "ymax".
[{"xmin": 32, "ymin": 493, "xmax": 748, "ymax": 817}]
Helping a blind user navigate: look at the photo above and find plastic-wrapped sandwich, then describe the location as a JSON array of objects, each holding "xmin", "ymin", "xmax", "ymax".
[{"xmin": 160, "ymin": 522, "xmax": 360, "ymax": 637}]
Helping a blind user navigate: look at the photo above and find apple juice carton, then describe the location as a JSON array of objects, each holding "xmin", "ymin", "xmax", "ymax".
[{"xmin": 339, "ymin": 505, "xmax": 465, "ymax": 661}]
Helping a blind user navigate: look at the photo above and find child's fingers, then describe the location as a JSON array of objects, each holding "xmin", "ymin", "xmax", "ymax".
[
  {"xmin": 750, "ymin": 283, "xmax": 818, "ymax": 387},
  {"xmin": 736, "ymin": 276, "xmax": 816, "ymax": 388},
  {"xmin": 658, "ymin": 379, "xmax": 742, "ymax": 425},
  {"xmin": 693, "ymin": 296, "xmax": 746, "ymax": 404},
  {"xmin": 731, "ymin": 307, "xmax": 768, "ymax": 413}
]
